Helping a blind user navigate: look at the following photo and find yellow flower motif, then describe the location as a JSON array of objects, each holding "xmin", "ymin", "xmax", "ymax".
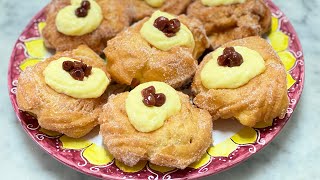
[
  {"xmin": 39, "ymin": 128, "xmax": 147, "ymax": 172},
  {"xmin": 38, "ymin": 22, "xmax": 46, "ymax": 34},
  {"xmin": 19, "ymin": 22, "xmax": 47, "ymax": 71},
  {"xmin": 39, "ymin": 128, "xmax": 62, "ymax": 136},
  {"xmin": 188, "ymin": 153, "xmax": 211, "ymax": 169},
  {"xmin": 268, "ymin": 31, "xmax": 289, "ymax": 52},
  {"xmin": 59, "ymin": 136, "xmax": 92, "ymax": 149},
  {"xmin": 208, "ymin": 139, "xmax": 238, "ymax": 157},
  {"xmin": 199, "ymin": 119, "xmax": 270, "ymax": 159},
  {"xmin": 58, "ymin": 135, "xmax": 115, "ymax": 166},
  {"xmin": 271, "ymin": 17, "xmax": 279, "ymax": 32},
  {"xmin": 268, "ymin": 16, "xmax": 296, "ymax": 89},
  {"xmin": 38, "ymin": 118, "xmax": 269, "ymax": 171},
  {"xmin": 19, "ymin": 58, "xmax": 43, "ymax": 71},
  {"xmin": 25, "ymin": 38, "xmax": 46, "ymax": 58},
  {"xmin": 253, "ymin": 118, "xmax": 273, "ymax": 128},
  {"xmin": 115, "ymin": 160, "xmax": 147, "ymax": 173},
  {"xmin": 83, "ymin": 144, "xmax": 114, "ymax": 166},
  {"xmin": 286, "ymin": 73, "xmax": 296, "ymax": 89},
  {"xmin": 231, "ymin": 127, "xmax": 257, "ymax": 144},
  {"xmin": 149, "ymin": 163, "xmax": 175, "ymax": 173},
  {"xmin": 278, "ymin": 51, "xmax": 296, "ymax": 71}
]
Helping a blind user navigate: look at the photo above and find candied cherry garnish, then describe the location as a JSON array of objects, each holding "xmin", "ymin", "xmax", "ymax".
[
  {"xmin": 75, "ymin": 7, "xmax": 88, "ymax": 17},
  {"xmin": 141, "ymin": 86, "xmax": 156, "ymax": 96},
  {"xmin": 62, "ymin": 60, "xmax": 92, "ymax": 81},
  {"xmin": 167, "ymin": 19, "xmax": 180, "ymax": 33},
  {"xmin": 143, "ymin": 94, "xmax": 156, "ymax": 107},
  {"xmin": 81, "ymin": 0, "xmax": 91, "ymax": 10},
  {"xmin": 73, "ymin": 61, "xmax": 83, "ymax": 69},
  {"xmin": 154, "ymin": 16, "xmax": 168, "ymax": 31},
  {"xmin": 141, "ymin": 86, "xmax": 166, "ymax": 107},
  {"xmin": 84, "ymin": 66, "xmax": 92, "ymax": 77},
  {"xmin": 75, "ymin": 0, "xmax": 91, "ymax": 18},
  {"xmin": 153, "ymin": 16, "xmax": 181, "ymax": 37},
  {"xmin": 62, "ymin": 61, "xmax": 74, "ymax": 71},
  {"xmin": 70, "ymin": 68, "xmax": 85, "ymax": 81},
  {"xmin": 217, "ymin": 47, "xmax": 243, "ymax": 67},
  {"xmin": 154, "ymin": 93, "xmax": 166, "ymax": 107}
]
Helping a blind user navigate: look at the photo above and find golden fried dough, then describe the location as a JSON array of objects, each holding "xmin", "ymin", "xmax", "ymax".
[
  {"xmin": 99, "ymin": 92, "xmax": 212, "ymax": 169},
  {"xmin": 187, "ymin": 0, "xmax": 271, "ymax": 48},
  {"xmin": 42, "ymin": 0, "xmax": 133, "ymax": 54},
  {"xmin": 192, "ymin": 37, "xmax": 288, "ymax": 127},
  {"xmin": 17, "ymin": 45, "xmax": 110, "ymax": 138},
  {"xmin": 104, "ymin": 15, "xmax": 210, "ymax": 88},
  {"xmin": 130, "ymin": 0, "xmax": 192, "ymax": 22}
]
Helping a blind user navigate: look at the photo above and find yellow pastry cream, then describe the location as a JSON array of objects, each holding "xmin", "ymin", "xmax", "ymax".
[
  {"xmin": 201, "ymin": 0, "xmax": 246, "ymax": 6},
  {"xmin": 43, "ymin": 57, "xmax": 110, "ymax": 99},
  {"xmin": 140, "ymin": 11, "xmax": 195, "ymax": 51},
  {"xmin": 144, "ymin": 0, "xmax": 165, "ymax": 7},
  {"xmin": 55, "ymin": 0, "xmax": 103, "ymax": 36},
  {"xmin": 125, "ymin": 81, "xmax": 181, "ymax": 133},
  {"xmin": 200, "ymin": 46, "xmax": 266, "ymax": 89}
]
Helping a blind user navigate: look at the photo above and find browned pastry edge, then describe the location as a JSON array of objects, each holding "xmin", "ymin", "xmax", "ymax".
[
  {"xmin": 187, "ymin": 0, "xmax": 271, "ymax": 48},
  {"xmin": 104, "ymin": 14, "xmax": 209, "ymax": 88},
  {"xmin": 192, "ymin": 36, "xmax": 288, "ymax": 127},
  {"xmin": 42, "ymin": 0, "xmax": 133, "ymax": 54},
  {"xmin": 131, "ymin": 0, "xmax": 192, "ymax": 22},
  {"xmin": 17, "ymin": 45, "xmax": 110, "ymax": 138},
  {"xmin": 99, "ymin": 92, "xmax": 213, "ymax": 169}
]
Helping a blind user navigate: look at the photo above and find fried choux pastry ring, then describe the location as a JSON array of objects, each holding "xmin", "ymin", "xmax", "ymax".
[
  {"xmin": 131, "ymin": 0, "xmax": 192, "ymax": 22},
  {"xmin": 42, "ymin": 0, "xmax": 133, "ymax": 54},
  {"xmin": 104, "ymin": 11, "xmax": 210, "ymax": 89},
  {"xmin": 187, "ymin": 0, "xmax": 271, "ymax": 48},
  {"xmin": 192, "ymin": 37, "xmax": 288, "ymax": 127},
  {"xmin": 17, "ymin": 45, "xmax": 111, "ymax": 138},
  {"xmin": 99, "ymin": 81, "xmax": 213, "ymax": 169}
]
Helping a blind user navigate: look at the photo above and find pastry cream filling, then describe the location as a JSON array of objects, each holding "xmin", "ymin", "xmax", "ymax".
[
  {"xmin": 200, "ymin": 46, "xmax": 266, "ymax": 89},
  {"xmin": 55, "ymin": 0, "xmax": 103, "ymax": 36},
  {"xmin": 144, "ymin": 0, "xmax": 165, "ymax": 7},
  {"xmin": 125, "ymin": 81, "xmax": 181, "ymax": 133},
  {"xmin": 43, "ymin": 57, "xmax": 110, "ymax": 99},
  {"xmin": 140, "ymin": 11, "xmax": 195, "ymax": 51},
  {"xmin": 201, "ymin": 0, "xmax": 246, "ymax": 6}
]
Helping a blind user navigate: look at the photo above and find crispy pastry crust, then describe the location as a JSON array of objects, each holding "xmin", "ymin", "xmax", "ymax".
[
  {"xmin": 104, "ymin": 15, "xmax": 210, "ymax": 88},
  {"xmin": 192, "ymin": 37, "xmax": 288, "ymax": 127},
  {"xmin": 16, "ymin": 45, "xmax": 110, "ymax": 138},
  {"xmin": 42, "ymin": 0, "xmax": 133, "ymax": 54},
  {"xmin": 187, "ymin": 0, "xmax": 271, "ymax": 48},
  {"xmin": 99, "ymin": 92, "xmax": 212, "ymax": 169},
  {"xmin": 130, "ymin": 0, "xmax": 192, "ymax": 22}
]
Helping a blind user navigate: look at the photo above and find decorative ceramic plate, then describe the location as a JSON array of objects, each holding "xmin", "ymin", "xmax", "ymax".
[{"xmin": 8, "ymin": 0, "xmax": 304, "ymax": 179}]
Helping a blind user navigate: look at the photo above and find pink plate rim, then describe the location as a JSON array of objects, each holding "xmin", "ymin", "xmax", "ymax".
[{"xmin": 7, "ymin": 0, "xmax": 305, "ymax": 179}]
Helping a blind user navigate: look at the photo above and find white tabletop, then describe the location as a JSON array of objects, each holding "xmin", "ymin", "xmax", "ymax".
[{"xmin": 0, "ymin": 0, "xmax": 318, "ymax": 179}]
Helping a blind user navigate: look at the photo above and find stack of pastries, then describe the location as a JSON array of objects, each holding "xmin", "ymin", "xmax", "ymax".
[{"xmin": 17, "ymin": 0, "xmax": 288, "ymax": 169}]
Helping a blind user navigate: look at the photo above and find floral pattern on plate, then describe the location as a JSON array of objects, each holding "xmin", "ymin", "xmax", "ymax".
[{"xmin": 8, "ymin": 0, "xmax": 304, "ymax": 179}]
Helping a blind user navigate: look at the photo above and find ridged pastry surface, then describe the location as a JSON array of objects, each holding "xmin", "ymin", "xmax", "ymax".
[
  {"xmin": 131, "ymin": 0, "xmax": 192, "ymax": 22},
  {"xmin": 187, "ymin": 0, "xmax": 271, "ymax": 48},
  {"xmin": 16, "ymin": 45, "xmax": 110, "ymax": 138},
  {"xmin": 104, "ymin": 14, "xmax": 209, "ymax": 88},
  {"xmin": 192, "ymin": 37, "xmax": 288, "ymax": 127},
  {"xmin": 99, "ymin": 92, "xmax": 212, "ymax": 169},
  {"xmin": 42, "ymin": 0, "xmax": 133, "ymax": 54}
]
